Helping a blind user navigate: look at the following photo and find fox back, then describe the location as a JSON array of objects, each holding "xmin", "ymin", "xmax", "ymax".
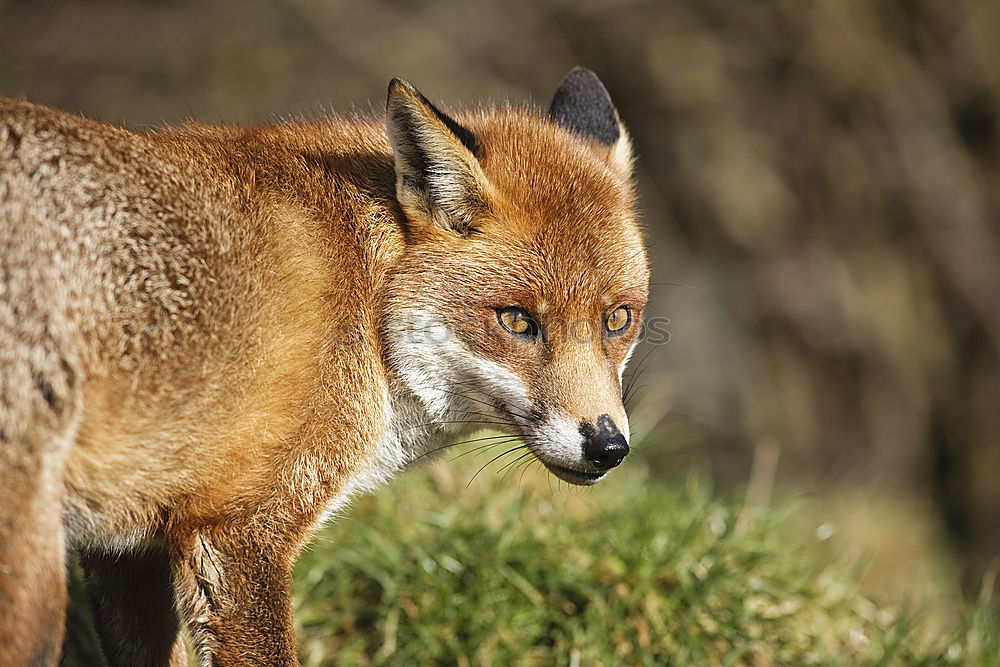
[{"xmin": 0, "ymin": 68, "xmax": 648, "ymax": 665}]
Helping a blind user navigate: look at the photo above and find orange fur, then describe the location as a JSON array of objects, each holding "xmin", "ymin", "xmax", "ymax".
[{"xmin": 0, "ymin": 69, "xmax": 648, "ymax": 665}]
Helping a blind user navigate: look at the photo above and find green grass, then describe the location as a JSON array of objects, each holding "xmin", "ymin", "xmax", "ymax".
[
  {"xmin": 292, "ymin": 460, "xmax": 998, "ymax": 666},
  {"xmin": 62, "ymin": 457, "xmax": 997, "ymax": 665}
]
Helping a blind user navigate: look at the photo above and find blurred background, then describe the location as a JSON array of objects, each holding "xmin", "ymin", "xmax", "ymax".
[{"xmin": 2, "ymin": 0, "xmax": 997, "ymax": 607}]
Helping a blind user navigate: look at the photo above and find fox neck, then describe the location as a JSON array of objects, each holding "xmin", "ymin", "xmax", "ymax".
[
  {"xmin": 315, "ymin": 387, "xmax": 454, "ymax": 527},
  {"xmin": 381, "ymin": 383, "xmax": 457, "ymax": 466}
]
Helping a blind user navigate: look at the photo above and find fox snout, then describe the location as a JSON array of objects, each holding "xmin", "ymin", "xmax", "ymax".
[{"xmin": 579, "ymin": 414, "xmax": 630, "ymax": 471}]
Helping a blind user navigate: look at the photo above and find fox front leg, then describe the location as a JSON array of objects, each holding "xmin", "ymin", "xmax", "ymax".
[
  {"xmin": 0, "ymin": 341, "xmax": 79, "ymax": 665},
  {"xmin": 172, "ymin": 528, "xmax": 299, "ymax": 666}
]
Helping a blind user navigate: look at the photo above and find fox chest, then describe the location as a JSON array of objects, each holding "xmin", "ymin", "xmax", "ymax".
[{"xmin": 314, "ymin": 394, "xmax": 441, "ymax": 527}]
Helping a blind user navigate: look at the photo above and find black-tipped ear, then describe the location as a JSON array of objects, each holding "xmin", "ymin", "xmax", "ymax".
[
  {"xmin": 386, "ymin": 78, "xmax": 491, "ymax": 235},
  {"xmin": 549, "ymin": 67, "xmax": 632, "ymax": 176}
]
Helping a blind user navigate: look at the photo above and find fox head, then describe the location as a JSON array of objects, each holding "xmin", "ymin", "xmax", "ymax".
[{"xmin": 384, "ymin": 68, "xmax": 649, "ymax": 485}]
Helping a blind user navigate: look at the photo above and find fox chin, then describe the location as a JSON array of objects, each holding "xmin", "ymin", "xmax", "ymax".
[{"xmin": 0, "ymin": 67, "xmax": 648, "ymax": 665}]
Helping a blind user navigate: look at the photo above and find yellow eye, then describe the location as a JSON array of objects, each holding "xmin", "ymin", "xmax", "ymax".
[
  {"xmin": 606, "ymin": 306, "xmax": 632, "ymax": 334},
  {"xmin": 497, "ymin": 307, "xmax": 539, "ymax": 337}
]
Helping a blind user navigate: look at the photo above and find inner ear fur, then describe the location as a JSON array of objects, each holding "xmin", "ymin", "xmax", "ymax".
[
  {"xmin": 386, "ymin": 78, "xmax": 492, "ymax": 235},
  {"xmin": 548, "ymin": 66, "xmax": 633, "ymax": 178}
]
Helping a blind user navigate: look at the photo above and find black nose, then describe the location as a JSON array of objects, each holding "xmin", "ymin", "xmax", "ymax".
[{"xmin": 579, "ymin": 414, "xmax": 629, "ymax": 471}]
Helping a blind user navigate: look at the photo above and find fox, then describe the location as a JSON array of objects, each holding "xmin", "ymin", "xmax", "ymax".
[{"xmin": 0, "ymin": 67, "xmax": 649, "ymax": 665}]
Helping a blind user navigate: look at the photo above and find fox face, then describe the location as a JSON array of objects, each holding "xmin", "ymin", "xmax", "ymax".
[{"xmin": 385, "ymin": 69, "xmax": 649, "ymax": 485}]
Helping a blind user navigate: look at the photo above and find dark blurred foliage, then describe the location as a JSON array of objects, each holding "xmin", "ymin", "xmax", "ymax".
[{"xmin": 2, "ymin": 0, "xmax": 997, "ymax": 592}]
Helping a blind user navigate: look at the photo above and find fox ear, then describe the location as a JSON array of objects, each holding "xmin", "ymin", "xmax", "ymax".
[
  {"xmin": 549, "ymin": 67, "xmax": 633, "ymax": 178},
  {"xmin": 386, "ymin": 78, "xmax": 492, "ymax": 235}
]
